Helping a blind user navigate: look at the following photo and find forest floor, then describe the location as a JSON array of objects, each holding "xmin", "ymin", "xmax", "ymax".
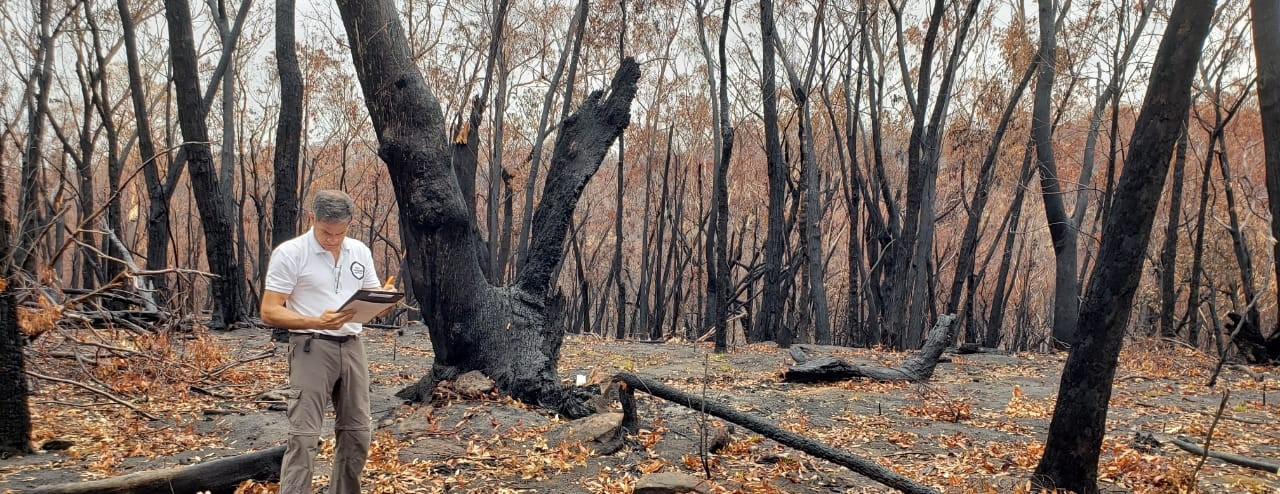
[{"xmin": 1, "ymin": 323, "xmax": 1278, "ymax": 493}]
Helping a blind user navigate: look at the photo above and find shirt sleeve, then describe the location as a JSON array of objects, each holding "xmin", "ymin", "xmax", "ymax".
[
  {"xmin": 264, "ymin": 244, "xmax": 299, "ymax": 294},
  {"xmin": 361, "ymin": 245, "xmax": 383, "ymax": 289}
]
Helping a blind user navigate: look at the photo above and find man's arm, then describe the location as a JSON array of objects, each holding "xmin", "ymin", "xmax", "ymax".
[{"xmin": 260, "ymin": 290, "xmax": 354, "ymax": 330}]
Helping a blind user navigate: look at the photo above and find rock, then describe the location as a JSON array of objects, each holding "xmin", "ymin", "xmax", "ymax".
[
  {"xmin": 257, "ymin": 388, "xmax": 294, "ymax": 402},
  {"xmin": 396, "ymin": 437, "xmax": 467, "ymax": 463},
  {"xmin": 390, "ymin": 405, "xmax": 437, "ymax": 438},
  {"xmin": 454, "ymin": 371, "xmax": 495, "ymax": 397},
  {"xmin": 634, "ymin": 472, "xmax": 706, "ymax": 494},
  {"xmin": 267, "ymin": 402, "xmax": 288, "ymax": 412},
  {"xmin": 41, "ymin": 439, "xmax": 73, "ymax": 451},
  {"xmin": 547, "ymin": 412, "xmax": 623, "ymax": 447}
]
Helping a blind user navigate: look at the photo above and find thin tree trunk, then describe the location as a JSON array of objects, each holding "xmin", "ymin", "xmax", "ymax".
[
  {"xmin": 1033, "ymin": 0, "xmax": 1214, "ymax": 488},
  {"xmin": 757, "ymin": 0, "xmax": 787, "ymax": 346},
  {"xmin": 946, "ymin": 59, "xmax": 1036, "ymax": 318},
  {"xmin": 271, "ymin": 0, "xmax": 302, "ymax": 249},
  {"xmin": 1159, "ymin": 126, "xmax": 1189, "ymax": 338},
  {"xmin": 985, "ymin": 142, "xmax": 1036, "ymax": 348},
  {"xmin": 15, "ymin": 0, "xmax": 55, "ymax": 274}
]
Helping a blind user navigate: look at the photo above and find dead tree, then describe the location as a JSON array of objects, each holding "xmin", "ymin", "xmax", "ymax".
[
  {"xmin": 1254, "ymin": 0, "xmax": 1280, "ymax": 341},
  {"xmin": 24, "ymin": 445, "xmax": 284, "ymax": 494},
  {"xmin": 1032, "ymin": 0, "xmax": 1216, "ymax": 489},
  {"xmin": 334, "ymin": 0, "xmax": 639, "ymax": 417},
  {"xmin": 614, "ymin": 373, "xmax": 938, "ymax": 494},
  {"xmin": 0, "ymin": 107, "xmax": 32, "ymax": 456},
  {"xmin": 164, "ymin": 0, "xmax": 249, "ymax": 329},
  {"xmin": 784, "ymin": 314, "xmax": 956, "ymax": 383}
]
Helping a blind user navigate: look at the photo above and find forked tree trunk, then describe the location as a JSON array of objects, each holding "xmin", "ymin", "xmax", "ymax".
[
  {"xmin": 1032, "ymin": 0, "xmax": 1079, "ymax": 350},
  {"xmin": 1032, "ymin": 0, "xmax": 1214, "ymax": 489},
  {"xmin": 334, "ymin": 0, "xmax": 639, "ymax": 418}
]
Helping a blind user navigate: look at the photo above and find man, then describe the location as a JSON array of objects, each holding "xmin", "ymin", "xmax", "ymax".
[{"xmin": 261, "ymin": 190, "xmax": 390, "ymax": 493}]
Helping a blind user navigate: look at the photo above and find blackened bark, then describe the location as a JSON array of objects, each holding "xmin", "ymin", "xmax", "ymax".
[
  {"xmin": 0, "ymin": 132, "xmax": 32, "ymax": 455},
  {"xmin": 1254, "ymin": 0, "xmax": 1280, "ymax": 341},
  {"xmin": 1185, "ymin": 137, "xmax": 1213, "ymax": 347},
  {"xmin": 517, "ymin": 0, "xmax": 586, "ymax": 273},
  {"xmin": 118, "ymin": 0, "xmax": 176, "ymax": 295},
  {"xmin": 164, "ymin": 0, "xmax": 248, "ymax": 329},
  {"xmin": 1032, "ymin": 0, "xmax": 1214, "ymax": 489},
  {"xmin": 334, "ymin": 0, "xmax": 638, "ymax": 417},
  {"xmin": 26, "ymin": 445, "xmax": 284, "ymax": 494},
  {"xmin": 615, "ymin": 373, "xmax": 938, "ymax": 494},
  {"xmin": 271, "ymin": 0, "xmax": 302, "ymax": 249},
  {"xmin": 1159, "ymin": 127, "xmax": 1189, "ymax": 338},
  {"xmin": 1032, "ymin": 0, "xmax": 1079, "ymax": 350},
  {"xmin": 756, "ymin": 0, "xmax": 787, "ymax": 346},
  {"xmin": 711, "ymin": 0, "xmax": 733, "ymax": 353},
  {"xmin": 15, "ymin": 0, "xmax": 54, "ymax": 274}
]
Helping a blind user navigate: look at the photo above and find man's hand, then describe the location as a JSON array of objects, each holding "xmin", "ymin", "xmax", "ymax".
[
  {"xmin": 376, "ymin": 276, "xmax": 399, "ymax": 319},
  {"xmin": 316, "ymin": 309, "xmax": 356, "ymax": 330}
]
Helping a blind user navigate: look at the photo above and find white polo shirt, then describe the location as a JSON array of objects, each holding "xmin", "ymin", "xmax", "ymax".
[{"xmin": 264, "ymin": 228, "xmax": 382, "ymax": 336}]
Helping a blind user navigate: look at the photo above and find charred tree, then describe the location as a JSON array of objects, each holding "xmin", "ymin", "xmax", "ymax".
[
  {"xmin": 1253, "ymin": 0, "xmax": 1280, "ymax": 357},
  {"xmin": 1031, "ymin": 0, "xmax": 1079, "ymax": 350},
  {"xmin": 756, "ymin": 0, "xmax": 788, "ymax": 346},
  {"xmin": 1158, "ymin": 126, "xmax": 1189, "ymax": 338},
  {"xmin": 334, "ymin": 0, "xmax": 639, "ymax": 417},
  {"xmin": 14, "ymin": 0, "xmax": 54, "ymax": 274},
  {"xmin": 271, "ymin": 0, "xmax": 303, "ymax": 248},
  {"xmin": 1032, "ymin": 0, "xmax": 1215, "ymax": 489},
  {"xmin": 0, "ymin": 123, "xmax": 32, "ymax": 455},
  {"xmin": 164, "ymin": 0, "xmax": 249, "ymax": 329},
  {"xmin": 1255, "ymin": 0, "xmax": 1280, "ymax": 335}
]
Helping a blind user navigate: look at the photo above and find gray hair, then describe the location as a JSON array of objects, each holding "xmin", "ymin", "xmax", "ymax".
[{"xmin": 311, "ymin": 190, "xmax": 355, "ymax": 223}]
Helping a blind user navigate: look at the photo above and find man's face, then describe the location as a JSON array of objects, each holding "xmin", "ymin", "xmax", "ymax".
[{"xmin": 313, "ymin": 218, "xmax": 351, "ymax": 251}]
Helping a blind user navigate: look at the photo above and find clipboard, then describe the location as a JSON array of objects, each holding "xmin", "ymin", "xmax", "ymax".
[{"xmin": 337, "ymin": 289, "xmax": 405, "ymax": 324}]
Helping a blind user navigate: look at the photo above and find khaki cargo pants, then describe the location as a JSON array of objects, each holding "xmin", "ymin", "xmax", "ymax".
[{"xmin": 280, "ymin": 333, "xmax": 371, "ymax": 494}]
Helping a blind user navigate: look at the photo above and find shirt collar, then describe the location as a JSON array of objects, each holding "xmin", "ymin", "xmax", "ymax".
[{"xmin": 307, "ymin": 227, "xmax": 351, "ymax": 256}]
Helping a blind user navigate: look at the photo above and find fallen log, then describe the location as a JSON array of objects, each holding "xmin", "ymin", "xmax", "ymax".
[
  {"xmin": 784, "ymin": 315, "xmax": 956, "ymax": 383},
  {"xmin": 1170, "ymin": 436, "xmax": 1280, "ymax": 474},
  {"xmin": 614, "ymin": 372, "xmax": 938, "ymax": 494},
  {"xmin": 22, "ymin": 445, "xmax": 285, "ymax": 494}
]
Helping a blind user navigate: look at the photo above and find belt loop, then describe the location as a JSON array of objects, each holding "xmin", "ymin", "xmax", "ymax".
[{"xmin": 303, "ymin": 335, "xmax": 313, "ymax": 353}]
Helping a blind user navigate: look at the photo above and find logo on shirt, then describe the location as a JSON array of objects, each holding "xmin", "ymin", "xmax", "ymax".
[{"xmin": 350, "ymin": 261, "xmax": 367, "ymax": 280}]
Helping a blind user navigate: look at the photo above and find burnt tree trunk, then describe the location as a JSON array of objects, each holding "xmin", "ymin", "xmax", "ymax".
[
  {"xmin": 1254, "ymin": 0, "xmax": 1280, "ymax": 339},
  {"xmin": 15, "ymin": 0, "xmax": 54, "ymax": 274},
  {"xmin": 0, "ymin": 119, "xmax": 32, "ymax": 455},
  {"xmin": 271, "ymin": 0, "xmax": 302, "ymax": 249},
  {"xmin": 784, "ymin": 314, "xmax": 956, "ymax": 383},
  {"xmin": 24, "ymin": 445, "xmax": 284, "ymax": 494},
  {"xmin": 1032, "ymin": 0, "xmax": 1214, "ymax": 489},
  {"xmin": 1032, "ymin": 0, "xmax": 1079, "ymax": 350},
  {"xmin": 1158, "ymin": 126, "xmax": 1189, "ymax": 338},
  {"xmin": 164, "ymin": 0, "xmax": 249, "ymax": 329},
  {"xmin": 118, "ymin": 0, "xmax": 179, "ymax": 296},
  {"xmin": 334, "ymin": 0, "xmax": 639, "ymax": 418},
  {"xmin": 756, "ymin": 0, "xmax": 787, "ymax": 346}
]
